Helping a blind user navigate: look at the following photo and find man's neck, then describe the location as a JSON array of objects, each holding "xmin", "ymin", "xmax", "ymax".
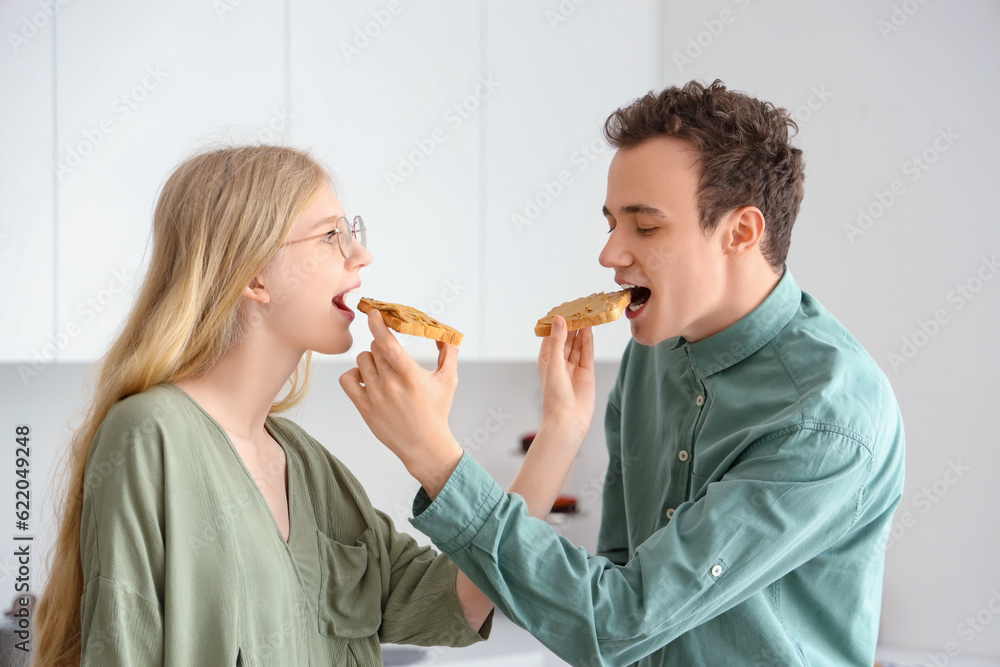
[{"xmin": 683, "ymin": 262, "xmax": 783, "ymax": 343}]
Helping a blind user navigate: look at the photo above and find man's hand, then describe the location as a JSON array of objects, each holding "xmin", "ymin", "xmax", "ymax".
[{"xmin": 339, "ymin": 309, "xmax": 463, "ymax": 498}]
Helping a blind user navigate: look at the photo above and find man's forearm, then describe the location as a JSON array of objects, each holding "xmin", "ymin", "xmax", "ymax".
[
  {"xmin": 451, "ymin": 418, "xmax": 584, "ymax": 631},
  {"xmin": 404, "ymin": 434, "xmax": 464, "ymax": 500}
]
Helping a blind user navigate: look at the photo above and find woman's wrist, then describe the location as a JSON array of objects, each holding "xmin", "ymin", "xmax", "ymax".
[{"xmin": 537, "ymin": 413, "xmax": 590, "ymax": 447}]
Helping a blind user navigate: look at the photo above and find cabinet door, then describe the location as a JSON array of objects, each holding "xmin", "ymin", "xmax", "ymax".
[
  {"xmin": 290, "ymin": 0, "xmax": 484, "ymax": 360},
  {"xmin": 0, "ymin": 1, "xmax": 54, "ymax": 368},
  {"xmin": 55, "ymin": 0, "xmax": 286, "ymax": 360},
  {"xmin": 483, "ymin": 0, "xmax": 659, "ymax": 361}
]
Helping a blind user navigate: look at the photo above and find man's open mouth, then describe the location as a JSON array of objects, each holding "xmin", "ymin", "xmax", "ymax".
[{"xmin": 620, "ymin": 283, "xmax": 651, "ymax": 311}]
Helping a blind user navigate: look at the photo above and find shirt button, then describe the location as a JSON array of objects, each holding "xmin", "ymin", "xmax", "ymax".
[
  {"xmin": 696, "ymin": 394, "xmax": 705, "ymax": 406},
  {"xmin": 665, "ymin": 508, "xmax": 675, "ymax": 519},
  {"xmin": 678, "ymin": 450, "xmax": 689, "ymax": 462},
  {"xmin": 711, "ymin": 564, "xmax": 723, "ymax": 577}
]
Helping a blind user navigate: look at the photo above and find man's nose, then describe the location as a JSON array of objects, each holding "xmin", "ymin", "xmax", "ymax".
[{"xmin": 599, "ymin": 228, "xmax": 629, "ymax": 268}]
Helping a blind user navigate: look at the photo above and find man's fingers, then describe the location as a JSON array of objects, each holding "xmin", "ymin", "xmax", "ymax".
[
  {"xmin": 435, "ymin": 340, "xmax": 459, "ymax": 375},
  {"xmin": 339, "ymin": 368, "xmax": 370, "ymax": 410},
  {"xmin": 357, "ymin": 350, "xmax": 378, "ymax": 383},
  {"xmin": 433, "ymin": 341, "xmax": 460, "ymax": 396},
  {"xmin": 436, "ymin": 340, "xmax": 447, "ymax": 369},
  {"xmin": 368, "ymin": 309, "xmax": 411, "ymax": 373}
]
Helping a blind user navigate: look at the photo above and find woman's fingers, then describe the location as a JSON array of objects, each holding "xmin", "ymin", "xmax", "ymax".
[
  {"xmin": 537, "ymin": 318, "xmax": 557, "ymax": 381},
  {"xmin": 579, "ymin": 325, "xmax": 594, "ymax": 370},
  {"xmin": 563, "ymin": 326, "xmax": 575, "ymax": 361},
  {"xmin": 567, "ymin": 326, "xmax": 593, "ymax": 369},
  {"xmin": 547, "ymin": 316, "xmax": 568, "ymax": 375},
  {"xmin": 568, "ymin": 329, "xmax": 582, "ymax": 369}
]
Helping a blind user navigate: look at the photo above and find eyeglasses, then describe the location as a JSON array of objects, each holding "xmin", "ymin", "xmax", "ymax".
[{"xmin": 280, "ymin": 215, "xmax": 367, "ymax": 259}]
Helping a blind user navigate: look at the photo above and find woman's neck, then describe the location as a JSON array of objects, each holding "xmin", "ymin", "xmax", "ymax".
[{"xmin": 174, "ymin": 333, "xmax": 304, "ymax": 444}]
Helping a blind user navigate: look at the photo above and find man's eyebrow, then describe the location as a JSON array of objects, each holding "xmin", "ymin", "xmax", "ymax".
[{"xmin": 602, "ymin": 204, "xmax": 669, "ymax": 219}]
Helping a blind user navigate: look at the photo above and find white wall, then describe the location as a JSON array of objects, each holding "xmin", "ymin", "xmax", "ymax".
[
  {"xmin": 658, "ymin": 0, "xmax": 999, "ymax": 660},
  {"xmin": 1, "ymin": 0, "xmax": 998, "ymax": 663}
]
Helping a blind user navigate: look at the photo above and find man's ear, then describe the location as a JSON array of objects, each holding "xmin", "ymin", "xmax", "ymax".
[
  {"xmin": 722, "ymin": 206, "xmax": 766, "ymax": 257},
  {"xmin": 243, "ymin": 275, "xmax": 271, "ymax": 304}
]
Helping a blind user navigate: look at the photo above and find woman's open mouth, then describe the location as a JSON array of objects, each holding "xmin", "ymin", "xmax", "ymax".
[{"xmin": 333, "ymin": 283, "xmax": 360, "ymax": 321}]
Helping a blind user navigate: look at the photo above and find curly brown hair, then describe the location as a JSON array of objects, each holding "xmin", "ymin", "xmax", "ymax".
[{"xmin": 603, "ymin": 79, "xmax": 805, "ymax": 270}]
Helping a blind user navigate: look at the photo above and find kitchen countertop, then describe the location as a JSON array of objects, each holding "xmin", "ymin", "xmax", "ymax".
[
  {"xmin": 383, "ymin": 615, "xmax": 1000, "ymax": 667},
  {"xmin": 382, "ymin": 611, "xmax": 570, "ymax": 666},
  {"xmin": 876, "ymin": 645, "xmax": 1000, "ymax": 666}
]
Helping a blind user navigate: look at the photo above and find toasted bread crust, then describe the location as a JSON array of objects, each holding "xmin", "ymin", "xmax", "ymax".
[
  {"xmin": 358, "ymin": 297, "xmax": 464, "ymax": 346},
  {"xmin": 534, "ymin": 290, "xmax": 632, "ymax": 337}
]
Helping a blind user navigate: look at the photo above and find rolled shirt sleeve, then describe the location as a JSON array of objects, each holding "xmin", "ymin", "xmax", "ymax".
[
  {"xmin": 373, "ymin": 507, "xmax": 493, "ymax": 647},
  {"xmin": 411, "ymin": 424, "xmax": 874, "ymax": 667}
]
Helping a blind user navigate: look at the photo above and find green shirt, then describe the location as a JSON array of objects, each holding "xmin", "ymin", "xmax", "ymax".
[
  {"xmin": 80, "ymin": 382, "xmax": 490, "ymax": 666},
  {"xmin": 411, "ymin": 268, "xmax": 905, "ymax": 666}
]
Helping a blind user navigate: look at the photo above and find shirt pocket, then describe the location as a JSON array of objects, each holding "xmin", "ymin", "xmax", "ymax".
[{"xmin": 316, "ymin": 527, "xmax": 383, "ymax": 639}]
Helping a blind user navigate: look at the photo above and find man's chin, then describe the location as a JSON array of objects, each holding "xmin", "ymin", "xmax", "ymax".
[
  {"xmin": 630, "ymin": 322, "xmax": 666, "ymax": 347},
  {"xmin": 628, "ymin": 315, "xmax": 681, "ymax": 347}
]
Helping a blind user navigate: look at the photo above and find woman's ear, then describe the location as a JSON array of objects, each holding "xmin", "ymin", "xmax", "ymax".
[{"xmin": 243, "ymin": 275, "xmax": 271, "ymax": 304}]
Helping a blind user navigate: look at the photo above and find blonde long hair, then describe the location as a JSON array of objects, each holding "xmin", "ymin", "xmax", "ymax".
[{"xmin": 33, "ymin": 144, "xmax": 330, "ymax": 666}]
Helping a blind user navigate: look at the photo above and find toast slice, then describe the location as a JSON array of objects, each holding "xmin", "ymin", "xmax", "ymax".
[
  {"xmin": 357, "ymin": 297, "xmax": 464, "ymax": 346},
  {"xmin": 534, "ymin": 289, "xmax": 632, "ymax": 336}
]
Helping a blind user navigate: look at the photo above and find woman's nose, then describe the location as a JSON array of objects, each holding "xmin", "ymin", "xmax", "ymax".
[{"xmin": 350, "ymin": 243, "xmax": 373, "ymax": 269}]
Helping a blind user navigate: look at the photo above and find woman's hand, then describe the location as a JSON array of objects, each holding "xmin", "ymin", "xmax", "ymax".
[
  {"xmin": 504, "ymin": 316, "xmax": 595, "ymax": 519},
  {"xmin": 339, "ymin": 309, "xmax": 464, "ymax": 498},
  {"xmin": 536, "ymin": 315, "xmax": 596, "ymax": 442}
]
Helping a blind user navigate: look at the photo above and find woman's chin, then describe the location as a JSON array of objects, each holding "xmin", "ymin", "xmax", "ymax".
[{"xmin": 314, "ymin": 334, "xmax": 353, "ymax": 356}]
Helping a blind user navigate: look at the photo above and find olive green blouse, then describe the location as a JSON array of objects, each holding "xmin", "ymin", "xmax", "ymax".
[{"xmin": 80, "ymin": 382, "xmax": 490, "ymax": 666}]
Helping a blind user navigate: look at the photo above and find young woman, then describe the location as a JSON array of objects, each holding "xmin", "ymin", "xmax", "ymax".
[{"xmin": 33, "ymin": 144, "xmax": 593, "ymax": 666}]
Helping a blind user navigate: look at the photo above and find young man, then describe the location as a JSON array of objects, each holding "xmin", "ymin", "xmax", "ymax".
[{"xmin": 342, "ymin": 80, "xmax": 906, "ymax": 666}]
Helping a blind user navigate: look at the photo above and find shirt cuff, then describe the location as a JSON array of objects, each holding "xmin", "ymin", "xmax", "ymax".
[{"xmin": 410, "ymin": 451, "xmax": 505, "ymax": 555}]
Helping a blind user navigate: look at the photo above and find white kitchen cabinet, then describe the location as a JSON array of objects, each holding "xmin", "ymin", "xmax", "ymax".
[
  {"xmin": 289, "ymin": 0, "xmax": 485, "ymax": 361},
  {"xmin": 482, "ymin": 0, "xmax": 659, "ymax": 361},
  {"xmin": 0, "ymin": 1, "xmax": 54, "ymax": 367},
  {"xmin": 53, "ymin": 0, "xmax": 286, "ymax": 360},
  {"xmin": 7, "ymin": 2, "xmax": 659, "ymax": 364}
]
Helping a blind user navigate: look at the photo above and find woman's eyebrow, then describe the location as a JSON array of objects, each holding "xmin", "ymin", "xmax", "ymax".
[{"xmin": 311, "ymin": 215, "xmax": 342, "ymax": 231}]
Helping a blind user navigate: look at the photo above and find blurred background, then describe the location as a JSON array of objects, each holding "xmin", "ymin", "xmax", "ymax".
[{"xmin": 1, "ymin": 1, "xmax": 998, "ymax": 665}]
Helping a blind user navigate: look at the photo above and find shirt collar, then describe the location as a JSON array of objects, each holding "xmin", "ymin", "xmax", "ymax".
[{"xmin": 673, "ymin": 266, "xmax": 801, "ymax": 378}]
